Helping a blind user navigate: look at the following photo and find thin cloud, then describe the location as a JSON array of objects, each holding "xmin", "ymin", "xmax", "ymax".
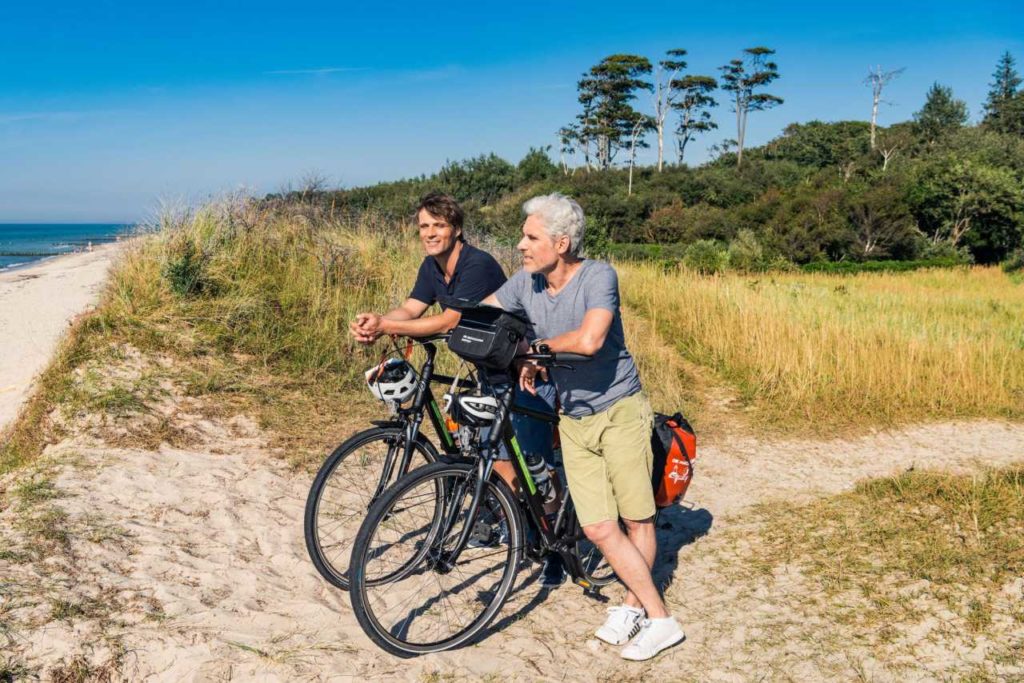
[{"xmin": 265, "ymin": 67, "xmax": 366, "ymax": 76}]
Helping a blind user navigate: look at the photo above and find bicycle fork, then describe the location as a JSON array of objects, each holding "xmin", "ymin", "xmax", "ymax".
[{"xmin": 428, "ymin": 456, "xmax": 495, "ymax": 574}]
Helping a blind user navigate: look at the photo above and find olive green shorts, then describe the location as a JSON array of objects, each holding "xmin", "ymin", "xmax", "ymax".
[{"xmin": 558, "ymin": 392, "xmax": 656, "ymax": 527}]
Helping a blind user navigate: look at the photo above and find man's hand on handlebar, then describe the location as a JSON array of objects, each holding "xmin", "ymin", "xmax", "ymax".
[{"xmin": 517, "ymin": 360, "xmax": 548, "ymax": 396}]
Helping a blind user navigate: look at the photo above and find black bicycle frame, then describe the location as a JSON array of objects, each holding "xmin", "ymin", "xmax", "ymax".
[
  {"xmin": 367, "ymin": 338, "xmax": 475, "ymax": 503},
  {"xmin": 433, "ymin": 383, "xmax": 596, "ymax": 588}
]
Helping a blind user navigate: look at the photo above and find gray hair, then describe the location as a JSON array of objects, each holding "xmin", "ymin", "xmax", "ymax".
[{"xmin": 522, "ymin": 193, "xmax": 586, "ymax": 257}]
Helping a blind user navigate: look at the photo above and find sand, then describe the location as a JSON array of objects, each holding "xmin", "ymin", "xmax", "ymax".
[
  {"xmin": 3, "ymin": 397, "xmax": 1023, "ymax": 680},
  {"xmin": 0, "ymin": 244, "xmax": 121, "ymax": 430}
]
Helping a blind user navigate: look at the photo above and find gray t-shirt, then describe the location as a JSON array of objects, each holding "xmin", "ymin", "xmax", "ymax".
[{"xmin": 494, "ymin": 260, "xmax": 642, "ymax": 418}]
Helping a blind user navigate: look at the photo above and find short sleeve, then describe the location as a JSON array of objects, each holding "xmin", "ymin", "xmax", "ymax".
[
  {"xmin": 408, "ymin": 258, "xmax": 435, "ymax": 305},
  {"xmin": 584, "ymin": 263, "xmax": 620, "ymax": 313},
  {"xmin": 494, "ymin": 269, "xmax": 529, "ymax": 316},
  {"xmin": 450, "ymin": 258, "xmax": 507, "ymax": 303}
]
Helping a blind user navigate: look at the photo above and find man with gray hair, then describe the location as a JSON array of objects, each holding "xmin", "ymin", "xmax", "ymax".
[{"xmin": 482, "ymin": 192, "xmax": 684, "ymax": 661}]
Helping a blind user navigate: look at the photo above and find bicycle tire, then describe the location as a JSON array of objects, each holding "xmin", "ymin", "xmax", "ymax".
[
  {"xmin": 349, "ymin": 461, "xmax": 523, "ymax": 657},
  {"xmin": 304, "ymin": 426, "xmax": 438, "ymax": 590}
]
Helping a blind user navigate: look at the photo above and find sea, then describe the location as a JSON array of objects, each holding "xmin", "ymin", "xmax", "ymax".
[{"xmin": 0, "ymin": 223, "xmax": 133, "ymax": 271}]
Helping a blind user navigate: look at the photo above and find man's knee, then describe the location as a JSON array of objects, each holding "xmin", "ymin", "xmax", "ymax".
[{"xmin": 583, "ymin": 519, "xmax": 622, "ymax": 544}]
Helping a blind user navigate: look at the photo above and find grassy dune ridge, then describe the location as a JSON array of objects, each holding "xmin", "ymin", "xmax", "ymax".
[
  {"xmin": 621, "ymin": 263, "xmax": 1024, "ymax": 432},
  {"xmin": 4, "ymin": 196, "xmax": 1023, "ymax": 474}
]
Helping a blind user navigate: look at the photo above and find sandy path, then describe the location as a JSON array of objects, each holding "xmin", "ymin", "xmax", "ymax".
[
  {"xmin": 0, "ymin": 244, "xmax": 121, "ymax": 430},
  {"xmin": 4, "ymin": 415, "xmax": 1023, "ymax": 681}
]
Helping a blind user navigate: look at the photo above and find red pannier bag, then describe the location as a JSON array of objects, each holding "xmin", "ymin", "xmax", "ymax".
[{"xmin": 650, "ymin": 412, "xmax": 697, "ymax": 507}]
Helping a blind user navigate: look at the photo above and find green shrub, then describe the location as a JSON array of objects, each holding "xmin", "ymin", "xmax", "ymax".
[
  {"xmin": 606, "ymin": 243, "xmax": 688, "ymax": 262},
  {"xmin": 726, "ymin": 229, "xmax": 767, "ymax": 272},
  {"xmin": 683, "ymin": 239, "xmax": 728, "ymax": 275},
  {"xmin": 800, "ymin": 258, "xmax": 967, "ymax": 274},
  {"xmin": 583, "ymin": 216, "xmax": 612, "ymax": 258},
  {"xmin": 162, "ymin": 235, "xmax": 208, "ymax": 296},
  {"xmin": 1002, "ymin": 248, "xmax": 1024, "ymax": 274}
]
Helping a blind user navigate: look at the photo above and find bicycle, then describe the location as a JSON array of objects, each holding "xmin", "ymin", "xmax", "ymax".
[
  {"xmin": 347, "ymin": 346, "xmax": 617, "ymax": 657},
  {"xmin": 303, "ymin": 334, "xmax": 478, "ymax": 590}
]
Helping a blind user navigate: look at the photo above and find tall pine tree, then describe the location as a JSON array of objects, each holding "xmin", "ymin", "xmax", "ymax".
[
  {"xmin": 983, "ymin": 52, "xmax": 1024, "ymax": 135},
  {"xmin": 576, "ymin": 55, "xmax": 653, "ymax": 170},
  {"xmin": 719, "ymin": 47, "xmax": 783, "ymax": 168},
  {"xmin": 914, "ymin": 82, "xmax": 969, "ymax": 142}
]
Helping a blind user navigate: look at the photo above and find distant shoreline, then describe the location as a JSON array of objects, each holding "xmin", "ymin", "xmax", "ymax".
[
  {"xmin": 0, "ymin": 238, "xmax": 124, "ymax": 274},
  {"xmin": 0, "ymin": 242, "xmax": 124, "ymax": 430},
  {"xmin": 0, "ymin": 223, "xmax": 133, "ymax": 273}
]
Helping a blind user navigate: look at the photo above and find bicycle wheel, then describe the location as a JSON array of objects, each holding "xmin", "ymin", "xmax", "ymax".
[
  {"xmin": 304, "ymin": 426, "xmax": 438, "ymax": 590},
  {"xmin": 568, "ymin": 499, "xmax": 617, "ymax": 587},
  {"xmin": 349, "ymin": 461, "xmax": 523, "ymax": 657}
]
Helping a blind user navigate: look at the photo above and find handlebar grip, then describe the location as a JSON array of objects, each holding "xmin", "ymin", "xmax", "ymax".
[{"xmin": 553, "ymin": 353, "xmax": 592, "ymax": 363}]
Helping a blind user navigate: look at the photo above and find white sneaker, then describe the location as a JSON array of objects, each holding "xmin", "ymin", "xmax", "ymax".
[
  {"xmin": 595, "ymin": 605, "xmax": 644, "ymax": 645},
  {"xmin": 620, "ymin": 617, "xmax": 686, "ymax": 661}
]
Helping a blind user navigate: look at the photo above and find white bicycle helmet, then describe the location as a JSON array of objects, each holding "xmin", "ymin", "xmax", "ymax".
[
  {"xmin": 365, "ymin": 358, "xmax": 417, "ymax": 403},
  {"xmin": 443, "ymin": 392, "xmax": 499, "ymax": 427}
]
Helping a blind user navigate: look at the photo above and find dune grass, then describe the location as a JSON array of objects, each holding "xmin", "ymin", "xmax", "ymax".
[
  {"xmin": 4, "ymin": 195, "xmax": 1023, "ymax": 476},
  {"xmin": 619, "ymin": 262, "xmax": 1024, "ymax": 433},
  {"xmin": 744, "ymin": 465, "xmax": 1024, "ymax": 637}
]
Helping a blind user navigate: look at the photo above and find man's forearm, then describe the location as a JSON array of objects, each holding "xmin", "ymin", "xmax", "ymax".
[{"xmin": 380, "ymin": 314, "xmax": 457, "ymax": 338}]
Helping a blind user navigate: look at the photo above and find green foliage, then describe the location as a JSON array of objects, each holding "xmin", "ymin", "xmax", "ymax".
[
  {"xmin": 582, "ymin": 216, "xmax": 612, "ymax": 258},
  {"xmin": 517, "ymin": 147, "xmax": 558, "ymax": 183},
  {"xmin": 1001, "ymin": 248, "xmax": 1024, "ymax": 274},
  {"xmin": 671, "ymin": 74, "xmax": 719, "ymax": 165},
  {"xmin": 983, "ymin": 51, "xmax": 1024, "ymax": 135},
  {"xmin": 764, "ymin": 120, "xmax": 871, "ymax": 168},
  {"xmin": 909, "ymin": 156, "xmax": 1024, "ymax": 263},
  {"xmin": 162, "ymin": 234, "xmax": 208, "ymax": 297},
  {"xmin": 726, "ymin": 229, "xmax": 768, "ymax": 272},
  {"xmin": 683, "ymin": 239, "xmax": 727, "ymax": 274},
  {"xmin": 606, "ymin": 242, "xmax": 688, "ymax": 262},
  {"xmin": 800, "ymin": 257, "xmax": 967, "ymax": 274},
  {"xmin": 915, "ymin": 82, "xmax": 969, "ymax": 142},
  {"xmin": 719, "ymin": 46, "xmax": 783, "ymax": 167},
  {"xmin": 575, "ymin": 54, "xmax": 654, "ymax": 169}
]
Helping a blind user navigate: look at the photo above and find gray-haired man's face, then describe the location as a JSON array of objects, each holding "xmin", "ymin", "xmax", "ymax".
[{"xmin": 518, "ymin": 214, "xmax": 569, "ymax": 273}]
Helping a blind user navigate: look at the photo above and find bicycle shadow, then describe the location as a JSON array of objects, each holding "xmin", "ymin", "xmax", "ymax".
[{"xmin": 474, "ymin": 505, "xmax": 713, "ymax": 645}]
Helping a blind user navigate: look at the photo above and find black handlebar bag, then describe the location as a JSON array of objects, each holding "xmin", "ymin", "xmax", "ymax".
[{"xmin": 445, "ymin": 301, "xmax": 529, "ymax": 370}]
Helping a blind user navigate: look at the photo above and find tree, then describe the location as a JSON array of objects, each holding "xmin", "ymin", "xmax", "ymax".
[
  {"xmin": 910, "ymin": 157, "xmax": 1024, "ymax": 262},
  {"xmin": 914, "ymin": 82, "xmax": 968, "ymax": 143},
  {"xmin": 672, "ymin": 75, "xmax": 718, "ymax": 166},
  {"xmin": 517, "ymin": 146, "xmax": 557, "ymax": 183},
  {"xmin": 719, "ymin": 47, "xmax": 783, "ymax": 168},
  {"xmin": 627, "ymin": 114, "xmax": 655, "ymax": 195},
  {"xmin": 983, "ymin": 52, "xmax": 1024, "ymax": 135},
  {"xmin": 653, "ymin": 49, "xmax": 688, "ymax": 172},
  {"xmin": 576, "ymin": 55, "xmax": 654, "ymax": 169},
  {"xmin": 864, "ymin": 65, "xmax": 904, "ymax": 150}
]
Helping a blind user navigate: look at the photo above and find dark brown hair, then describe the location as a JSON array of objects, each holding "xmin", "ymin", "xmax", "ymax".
[{"xmin": 415, "ymin": 192, "xmax": 465, "ymax": 241}]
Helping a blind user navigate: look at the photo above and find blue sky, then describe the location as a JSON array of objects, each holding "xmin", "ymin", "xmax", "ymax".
[{"xmin": 1, "ymin": 0, "xmax": 1021, "ymax": 222}]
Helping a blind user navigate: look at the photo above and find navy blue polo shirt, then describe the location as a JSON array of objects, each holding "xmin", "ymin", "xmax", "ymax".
[{"xmin": 409, "ymin": 243, "xmax": 507, "ymax": 308}]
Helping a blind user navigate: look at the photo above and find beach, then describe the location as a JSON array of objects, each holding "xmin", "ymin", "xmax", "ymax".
[{"xmin": 0, "ymin": 243, "xmax": 121, "ymax": 431}]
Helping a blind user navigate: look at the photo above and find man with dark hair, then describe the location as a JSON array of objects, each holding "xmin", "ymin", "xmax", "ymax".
[{"xmin": 350, "ymin": 192, "xmax": 492, "ymax": 340}]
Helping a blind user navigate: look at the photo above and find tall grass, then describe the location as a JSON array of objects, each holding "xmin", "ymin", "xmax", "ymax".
[
  {"xmin": 104, "ymin": 198, "xmax": 424, "ymax": 386},
  {"xmin": 619, "ymin": 263, "xmax": 1024, "ymax": 432}
]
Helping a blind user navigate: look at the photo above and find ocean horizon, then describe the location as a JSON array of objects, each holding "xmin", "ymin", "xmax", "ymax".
[{"xmin": 0, "ymin": 223, "xmax": 133, "ymax": 271}]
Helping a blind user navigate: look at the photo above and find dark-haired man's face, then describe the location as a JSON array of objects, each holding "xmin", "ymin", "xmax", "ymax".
[{"xmin": 417, "ymin": 209, "xmax": 461, "ymax": 258}]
